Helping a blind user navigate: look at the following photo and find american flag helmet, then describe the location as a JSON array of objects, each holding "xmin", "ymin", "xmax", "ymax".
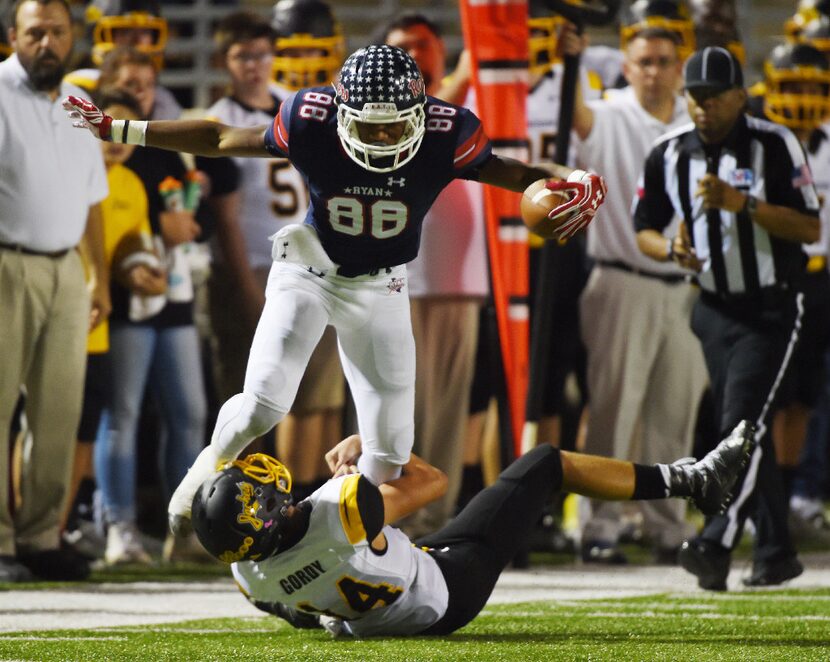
[{"xmin": 334, "ymin": 45, "xmax": 427, "ymax": 172}]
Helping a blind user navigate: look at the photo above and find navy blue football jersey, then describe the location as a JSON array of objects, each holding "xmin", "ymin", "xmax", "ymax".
[{"xmin": 263, "ymin": 86, "xmax": 492, "ymax": 274}]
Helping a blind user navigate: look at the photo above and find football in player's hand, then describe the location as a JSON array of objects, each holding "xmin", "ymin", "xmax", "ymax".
[{"xmin": 520, "ymin": 179, "xmax": 572, "ymax": 239}]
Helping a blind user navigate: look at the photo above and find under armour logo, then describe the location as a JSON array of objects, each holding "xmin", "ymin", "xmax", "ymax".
[{"xmin": 387, "ymin": 176, "xmax": 406, "ymax": 187}]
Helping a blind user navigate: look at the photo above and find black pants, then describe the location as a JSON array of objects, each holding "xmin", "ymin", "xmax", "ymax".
[
  {"xmin": 691, "ymin": 292, "xmax": 801, "ymax": 562},
  {"xmin": 416, "ymin": 444, "xmax": 563, "ymax": 635}
]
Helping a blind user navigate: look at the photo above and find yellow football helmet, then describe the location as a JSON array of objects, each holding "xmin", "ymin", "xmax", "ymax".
[
  {"xmin": 620, "ymin": 0, "xmax": 696, "ymax": 62},
  {"xmin": 764, "ymin": 42, "xmax": 830, "ymax": 131},
  {"xmin": 271, "ymin": 0, "xmax": 345, "ymax": 91},
  {"xmin": 86, "ymin": 0, "xmax": 167, "ymax": 68},
  {"xmin": 528, "ymin": 0, "xmax": 567, "ymax": 76}
]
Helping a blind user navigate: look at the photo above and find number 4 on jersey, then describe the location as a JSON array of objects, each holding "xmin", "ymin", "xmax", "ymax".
[{"xmin": 337, "ymin": 576, "xmax": 403, "ymax": 612}]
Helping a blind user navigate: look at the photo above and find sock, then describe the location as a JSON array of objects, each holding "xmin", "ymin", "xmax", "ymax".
[{"xmin": 632, "ymin": 463, "xmax": 671, "ymax": 500}]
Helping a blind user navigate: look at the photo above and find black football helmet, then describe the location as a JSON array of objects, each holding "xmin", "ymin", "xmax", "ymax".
[
  {"xmin": 764, "ymin": 42, "xmax": 830, "ymax": 131},
  {"xmin": 620, "ymin": 0, "xmax": 696, "ymax": 62},
  {"xmin": 271, "ymin": 0, "xmax": 345, "ymax": 91},
  {"xmin": 86, "ymin": 0, "xmax": 168, "ymax": 67},
  {"xmin": 191, "ymin": 453, "xmax": 293, "ymax": 564},
  {"xmin": 688, "ymin": 0, "xmax": 745, "ymax": 64},
  {"xmin": 334, "ymin": 45, "xmax": 427, "ymax": 173}
]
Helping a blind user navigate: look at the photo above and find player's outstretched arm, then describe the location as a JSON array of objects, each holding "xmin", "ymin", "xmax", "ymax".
[
  {"xmin": 477, "ymin": 154, "xmax": 572, "ymax": 193},
  {"xmin": 63, "ymin": 95, "xmax": 271, "ymax": 158},
  {"xmin": 478, "ymin": 154, "xmax": 608, "ymax": 240}
]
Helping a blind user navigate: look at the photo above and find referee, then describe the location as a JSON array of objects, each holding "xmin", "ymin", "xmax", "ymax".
[{"xmin": 634, "ymin": 47, "xmax": 821, "ymax": 590}]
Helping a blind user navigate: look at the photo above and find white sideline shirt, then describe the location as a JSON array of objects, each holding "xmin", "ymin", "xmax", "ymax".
[
  {"xmin": 0, "ymin": 55, "xmax": 108, "ymax": 252},
  {"xmin": 207, "ymin": 94, "xmax": 308, "ymax": 271},
  {"xmin": 576, "ymin": 86, "xmax": 689, "ymax": 272}
]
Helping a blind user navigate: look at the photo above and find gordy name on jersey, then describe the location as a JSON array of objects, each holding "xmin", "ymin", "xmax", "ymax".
[
  {"xmin": 232, "ymin": 474, "xmax": 450, "ymax": 637},
  {"xmin": 264, "ymin": 86, "xmax": 492, "ymax": 274}
]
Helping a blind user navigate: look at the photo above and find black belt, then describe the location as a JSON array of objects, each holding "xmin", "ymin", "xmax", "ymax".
[
  {"xmin": 597, "ymin": 259, "xmax": 689, "ymax": 284},
  {"xmin": 334, "ymin": 265, "xmax": 393, "ymax": 278},
  {"xmin": 700, "ymin": 284, "xmax": 793, "ymax": 310},
  {"xmin": 0, "ymin": 241, "xmax": 71, "ymax": 258}
]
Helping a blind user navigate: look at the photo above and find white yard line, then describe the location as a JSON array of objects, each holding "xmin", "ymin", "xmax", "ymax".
[{"xmin": 1, "ymin": 554, "xmax": 828, "ymax": 633}]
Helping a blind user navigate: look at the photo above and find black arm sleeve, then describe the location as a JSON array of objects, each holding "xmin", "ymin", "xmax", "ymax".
[{"xmin": 633, "ymin": 145, "xmax": 677, "ymax": 233}]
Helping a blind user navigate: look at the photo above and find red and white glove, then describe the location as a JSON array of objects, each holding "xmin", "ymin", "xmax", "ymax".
[
  {"xmin": 545, "ymin": 170, "xmax": 608, "ymax": 240},
  {"xmin": 62, "ymin": 95, "xmax": 113, "ymax": 141}
]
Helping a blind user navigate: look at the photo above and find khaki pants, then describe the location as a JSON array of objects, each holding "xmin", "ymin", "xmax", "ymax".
[
  {"xmin": 579, "ymin": 266, "xmax": 707, "ymax": 549},
  {"xmin": 405, "ymin": 297, "xmax": 481, "ymax": 537},
  {"xmin": 0, "ymin": 248, "xmax": 89, "ymax": 554}
]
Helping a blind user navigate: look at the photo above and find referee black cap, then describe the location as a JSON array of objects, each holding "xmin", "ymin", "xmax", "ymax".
[{"xmin": 684, "ymin": 46, "xmax": 743, "ymax": 91}]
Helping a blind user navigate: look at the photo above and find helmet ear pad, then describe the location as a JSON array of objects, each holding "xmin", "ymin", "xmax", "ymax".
[{"xmin": 191, "ymin": 466, "xmax": 292, "ymax": 564}]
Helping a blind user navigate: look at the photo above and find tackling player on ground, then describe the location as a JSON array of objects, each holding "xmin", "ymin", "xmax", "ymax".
[
  {"xmin": 187, "ymin": 421, "xmax": 755, "ymax": 637},
  {"xmin": 63, "ymin": 44, "xmax": 607, "ymax": 536}
]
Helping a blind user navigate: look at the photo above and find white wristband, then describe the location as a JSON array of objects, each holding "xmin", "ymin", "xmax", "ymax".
[
  {"xmin": 110, "ymin": 119, "xmax": 148, "ymax": 146},
  {"xmin": 567, "ymin": 169, "xmax": 588, "ymax": 183}
]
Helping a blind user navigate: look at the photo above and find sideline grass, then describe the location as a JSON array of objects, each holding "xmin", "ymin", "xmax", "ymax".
[{"xmin": 2, "ymin": 589, "xmax": 829, "ymax": 661}]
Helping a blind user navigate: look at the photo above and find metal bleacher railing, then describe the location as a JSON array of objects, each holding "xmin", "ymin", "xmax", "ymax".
[
  {"xmin": 70, "ymin": 0, "xmax": 796, "ymax": 111},
  {"xmin": 70, "ymin": 0, "xmax": 464, "ymax": 110}
]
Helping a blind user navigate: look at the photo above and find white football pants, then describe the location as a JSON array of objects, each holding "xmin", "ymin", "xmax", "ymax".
[{"xmin": 240, "ymin": 259, "xmax": 415, "ymax": 476}]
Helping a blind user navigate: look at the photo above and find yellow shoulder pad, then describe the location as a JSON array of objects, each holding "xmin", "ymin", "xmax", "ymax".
[{"xmin": 339, "ymin": 474, "xmax": 367, "ymax": 545}]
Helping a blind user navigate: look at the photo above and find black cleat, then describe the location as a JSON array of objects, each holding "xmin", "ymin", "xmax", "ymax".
[
  {"xmin": 667, "ymin": 420, "xmax": 755, "ymax": 515},
  {"xmin": 678, "ymin": 538, "xmax": 730, "ymax": 591},
  {"xmin": 742, "ymin": 556, "xmax": 803, "ymax": 587}
]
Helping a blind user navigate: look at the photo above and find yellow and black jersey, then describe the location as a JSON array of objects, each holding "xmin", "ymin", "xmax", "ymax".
[{"xmin": 231, "ymin": 474, "xmax": 449, "ymax": 637}]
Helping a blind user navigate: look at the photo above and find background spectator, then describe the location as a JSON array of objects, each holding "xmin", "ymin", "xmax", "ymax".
[
  {"xmin": 572, "ymin": 24, "xmax": 707, "ymax": 564},
  {"xmin": 0, "ymin": 0, "xmax": 109, "ymax": 582}
]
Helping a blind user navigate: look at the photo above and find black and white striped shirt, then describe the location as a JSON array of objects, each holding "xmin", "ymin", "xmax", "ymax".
[{"xmin": 634, "ymin": 114, "xmax": 821, "ymax": 297}]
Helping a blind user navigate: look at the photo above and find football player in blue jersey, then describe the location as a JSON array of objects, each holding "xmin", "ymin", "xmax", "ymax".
[
  {"xmin": 187, "ymin": 422, "xmax": 754, "ymax": 637},
  {"xmin": 63, "ymin": 44, "xmax": 607, "ymax": 537}
]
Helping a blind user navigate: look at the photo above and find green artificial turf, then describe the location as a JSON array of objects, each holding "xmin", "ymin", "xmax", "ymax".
[{"xmin": 2, "ymin": 589, "xmax": 828, "ymax": 661}]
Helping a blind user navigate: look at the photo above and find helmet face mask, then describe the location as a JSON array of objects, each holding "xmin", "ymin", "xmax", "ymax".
[
  {"xmin": 334, "ymin": 45, "xmax": 427, "ymax": 173},
  {"xmin": 271, "ymin": 0, "xmax": 345, "ymax": 91},
  {"xmin": 764, "ymin": 43, "xmax": 830, "ymax": 131},
  {"xmin": 528, "ymin": 15, "xmax": 565, "ymax": 75},
  {"xmin": 191, "ymin": 453, "xmax": 294, "ymax": 564},
  {"xmin": 87, "ymin": 1, "xmax": 168, "ymax": 67}
]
